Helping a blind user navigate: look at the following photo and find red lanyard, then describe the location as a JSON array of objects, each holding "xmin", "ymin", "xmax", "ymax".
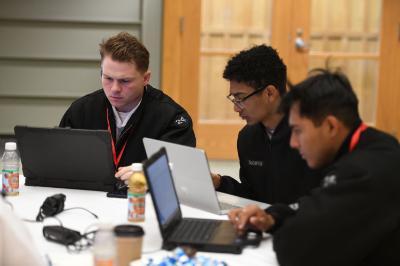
[
  {"xmin": 106, "ymin": 108, "xmax": 129, "ymax": 168},
  {"xmin": 349, "ymin": 123, "xmax": 368, "ymax": 152}
]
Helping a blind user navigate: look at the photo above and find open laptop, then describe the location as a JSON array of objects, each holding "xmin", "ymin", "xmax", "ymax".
[
  {"xmin": 14, "ymin": 126, "xmax": 115, "ymax": 191},
  {"xmin": 143, "ymin": 138, "xmax": 269, "ymax": 215},
  {"xmin": 143, "ymin": 147, "xmax": 243, "ymax": 253}
]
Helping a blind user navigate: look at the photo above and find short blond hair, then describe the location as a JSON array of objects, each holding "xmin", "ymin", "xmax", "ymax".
[{"xmin": 99, "ymin": 32, "xmax": 149, "ymax": 73}]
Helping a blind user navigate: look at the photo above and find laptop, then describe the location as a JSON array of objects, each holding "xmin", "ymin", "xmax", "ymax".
[
  {"xmin": 143, "ymin": 138, "xmax": 269, "ymax": 214},
  {"xmin": 14, "ymin": 126, "xmax": 115, "ymax": 191},
  {"xmin": 143, "ymin": 147, "xmax": 243, "ymax": 253}
]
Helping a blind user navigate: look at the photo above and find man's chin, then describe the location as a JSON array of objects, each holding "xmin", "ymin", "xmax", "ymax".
[
  {"xmin": 245, "ymin": 119, "xmax": 257, "ymax": 125},
  {"xmin": 307, "ymin": 160, "xmax": 321, "ymax": 170},
  {"xmin": 110, "ymin": 102, "xmax": 120, "ymax": 109},
  {"xmin": 110, "ymin": 102, "xmax": 125, "ymax": 112},
  {"xmin": 107, "ymin": 98, "xmax": 119, "ymax": 106}
]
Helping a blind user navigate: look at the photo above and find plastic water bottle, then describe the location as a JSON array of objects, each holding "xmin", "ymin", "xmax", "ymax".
[
  {"xmin": 93, "ymin": 224, "xmax": 117, "ymax": 266},
  {"xmin": 2, "ymin": 142, "xmax": 20, "ymax": 196}
]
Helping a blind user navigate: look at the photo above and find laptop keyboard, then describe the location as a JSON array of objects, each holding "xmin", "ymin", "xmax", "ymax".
[{"xmin": 170, "ymin": 219, "xmax": 221, "ymax": 243}]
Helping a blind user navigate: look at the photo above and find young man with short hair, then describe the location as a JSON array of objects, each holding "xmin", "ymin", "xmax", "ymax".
[
  {"xmin": 60, "ymin": 32, "xmax": 195, "ymax": 184},
  {"xmin": 212, "ymin": 45, "xmax": 319, "ymax": 204},
  {"xmin": 229, "ymin": 70, "xmax": 400, "ymax": 266}
]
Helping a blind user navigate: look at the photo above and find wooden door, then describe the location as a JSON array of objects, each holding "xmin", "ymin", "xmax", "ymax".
[
  {"xmin": 163, "ymin": 0, "xmax": 301, "ymax": 159},
  {"xmin": 163, "ymin": 0, "xmax": 390, "ymax": 160}
]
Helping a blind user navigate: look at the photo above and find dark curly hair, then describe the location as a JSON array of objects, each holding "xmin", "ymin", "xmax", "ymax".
[{"xmin": 223, "ymin": 44, "xmax": 287, "ymax": 95}]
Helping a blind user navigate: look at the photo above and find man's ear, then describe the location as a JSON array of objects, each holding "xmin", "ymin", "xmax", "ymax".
[
  {"xmin": 324, "ymin": 115, "xmax": 340, "ymax": 137},
  {"xmin": 143, "ymin": 70, "xmax": 151, "ymax": 86},
  {"xmin": 265, "ymin": 85, "xmax": 279, "ymax": 101}
]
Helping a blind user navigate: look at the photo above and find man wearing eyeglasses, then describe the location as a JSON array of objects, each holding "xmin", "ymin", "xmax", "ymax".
[{"xmin": 211, "ymin": 45, "xmax": 319, "ymax": 204}]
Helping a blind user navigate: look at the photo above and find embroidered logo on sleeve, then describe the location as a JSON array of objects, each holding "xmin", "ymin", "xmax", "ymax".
[
  {"xmin": 322, "ymin": 174, "xmax": 337, "ymax": 188},
  {"xmin": 248, "ymin": 160, "xmax": 263, "ymax": 167},
  {"xmin": 289, "ymin": 203, "xmax": 299, "ymax": 210},
  {"xmin": 174, "ymin": 114, "xmax": 189, "ymax": 128}
]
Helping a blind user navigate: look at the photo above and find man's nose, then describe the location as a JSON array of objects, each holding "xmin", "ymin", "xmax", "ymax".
[
  {"xmin": 233, "ymin": 103, "xmax": 242, "ymax": 112},
  {"xmin": 290, "ymin": 133, "xmax": 299, "ymax": 149},
  {"xmin": 110, "ymin": 81, "xmax": 121, "ymax": 92}
]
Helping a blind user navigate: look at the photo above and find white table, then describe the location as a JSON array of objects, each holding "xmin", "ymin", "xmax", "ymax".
[{"xmin": 7, "ymin": 177, "xmax": 278, "ymax": 266}]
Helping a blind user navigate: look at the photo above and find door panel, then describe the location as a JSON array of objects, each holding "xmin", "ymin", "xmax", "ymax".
[
  {"xmin": 198, "ymin": 0, "xmax": 274, "ymax": 159},
  {"xmin": 308, "ymin": 0, "xmax": 381, "ymax": 125}
]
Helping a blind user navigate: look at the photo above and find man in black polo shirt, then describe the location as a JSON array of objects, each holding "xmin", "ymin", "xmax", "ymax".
[
  {"xmin": 59, "ymin": 32, "xmax": 195, "ymax": 185},
  {"xmin": 212, "ymin": 45, "xmax": 319, "ymax": 204},
  {"xmin": 229, "ymin": 70, "xmax": 400, "ymax": 266}
]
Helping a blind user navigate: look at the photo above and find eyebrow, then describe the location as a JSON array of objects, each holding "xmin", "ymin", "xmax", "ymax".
[
  {"xmin": 102, "ymin": 74, "xmax": 133, "ymax": 81},
  {"xmin": 230, "ymin": 92, "xmax": 246, "ymax": 97}
]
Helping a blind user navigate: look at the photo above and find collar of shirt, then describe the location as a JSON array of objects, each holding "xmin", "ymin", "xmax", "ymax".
[
  {"xmin": 111, "ymin": 99, "xmax": 142, "ymax": 129},
  {"xmin": 333, "ymin": 119, "xmax": 363, "ymax": 162},
  {"xmin": 265, "ymin": 127, "xmax": 275, "ymax": 139},
  {"xmin": 259, "ymin": 115, "xmax": 290, "ymax": 142}
]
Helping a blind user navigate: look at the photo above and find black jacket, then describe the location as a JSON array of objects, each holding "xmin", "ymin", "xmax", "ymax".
[
  {"xmin": 218, "ymin": 116, "xmax": 320, "ymax": 204},
  {"xmin": 267, "ymin": 126, "xmax": 400, "ymax": 266},
  {"xmin": 59, "ymin": 85, "xmax": 196, "ymax": 168}
]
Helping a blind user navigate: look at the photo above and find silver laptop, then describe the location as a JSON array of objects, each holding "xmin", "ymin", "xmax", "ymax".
[{"xmin": 143, "ymin": 138, "xmax": 269, "ymax": 215}]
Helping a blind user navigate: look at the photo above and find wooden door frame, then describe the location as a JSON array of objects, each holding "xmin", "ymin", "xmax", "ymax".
[
  {"xmin": 162, "ymin": 0, "xmax": 200, "ymax": 128},
  {"xmin": 376, "ymin": 0, "xmax": 400, "ymax": 139}
]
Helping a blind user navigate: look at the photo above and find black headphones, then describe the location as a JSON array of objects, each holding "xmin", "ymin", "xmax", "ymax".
[
  {"xmin": 36, "ymin": 193, "xmax": 66, "ymax": 222},
  {"xmin": 3, "ymin": 192, "xmax": 98, "ymax": 252}
]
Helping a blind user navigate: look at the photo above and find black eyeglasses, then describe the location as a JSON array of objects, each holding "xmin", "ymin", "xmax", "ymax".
[{"xmin": 226, "ymin": 86, "xmax": 267, "ymax": 108}]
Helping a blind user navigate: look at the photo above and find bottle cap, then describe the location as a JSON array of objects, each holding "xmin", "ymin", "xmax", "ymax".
[
  {"xmin": 5, "ymin": 142, "xmax": 17, "ymax": 151},
  {"xmin": 114, "ymin": 224, "xmax": 144, "ymax": 237},
  {"xmin": 131, "ymin": 163, "xmax": 143, "ymax": 172}
]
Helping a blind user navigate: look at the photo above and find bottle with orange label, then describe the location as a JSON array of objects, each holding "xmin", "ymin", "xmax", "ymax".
[
  {"xmin": 127, "ymin": 163, "xmax": 147, "ymax": 222},
  {"xmin": 2, "ymin": 142, "xmax": 20, "ymax": 196}
]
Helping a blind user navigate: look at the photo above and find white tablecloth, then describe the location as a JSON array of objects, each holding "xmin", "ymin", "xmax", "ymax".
[{"xmin": 6, "ymin": 177, "xmax": 278, "ymax": 266}]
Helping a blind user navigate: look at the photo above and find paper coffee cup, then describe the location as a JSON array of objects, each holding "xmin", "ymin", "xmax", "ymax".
[{"xmin": 114, "ymin": 225, "xmax": 145, "ymax": 266}]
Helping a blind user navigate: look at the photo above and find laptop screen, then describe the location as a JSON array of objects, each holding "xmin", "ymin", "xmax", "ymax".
[
  {"xmin": 145, "ymin": 151, "xmax": 180, "ymax": 227},
  {"xmin": 14, "ymin": 126, "xmax": 115, "ymax": 191}
]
